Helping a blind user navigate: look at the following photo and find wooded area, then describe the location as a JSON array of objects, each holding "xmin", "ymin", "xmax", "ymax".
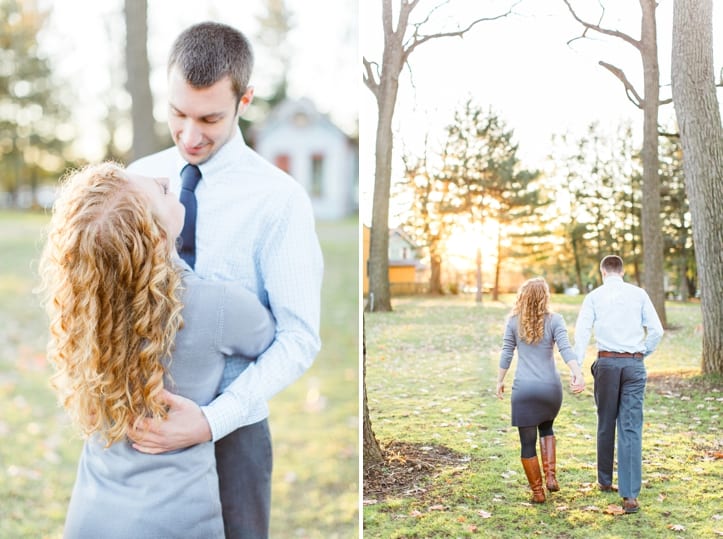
[
  {"xmin": 362, "ymin": 0, "xmax": 723, "ymax": 471},
  {"xmin": 362, "ymin": 0, "xmax": 720, "ymax": 342}
]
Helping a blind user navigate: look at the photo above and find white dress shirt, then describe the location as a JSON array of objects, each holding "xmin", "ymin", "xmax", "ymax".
[
  {"xmin": 573, "ymin": 275, "xmax": 664, "ymax": 366},
  {"xmin": 129, "ymin": 128, "xmax": 323, "ymax": 440}
]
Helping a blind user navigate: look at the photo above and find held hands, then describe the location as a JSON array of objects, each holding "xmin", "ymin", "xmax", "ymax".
[
  {"xmin": 128, "ymin": 389, "xmax": 212, "ymax": 454},
  {"xmin": 570, "ymin": 372, "xmax": 586, "ymax": 394}
]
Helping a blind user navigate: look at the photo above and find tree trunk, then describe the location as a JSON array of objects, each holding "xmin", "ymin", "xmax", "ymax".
[
  {"xmin": 362, "ymin": 317, "xmax": 384, "ymax": 467},
  {"xmin": 678, "ymin": 258, "xmax": 689, "ymax": 302},
  {"xmin": 367, "ymin": 84, "xmax": 397, "ymax": 311},
  {"xmin": 428, "ymin": 250, "xmax": 443, "ymax": 295},
  {"xmin": 572, "ymin": 235, "xmax": 584, "ymax": 292},
  {"xmin": 639, "ymin": 0, "xmax": 667, "ymax": 327},
  {"xmin": 493, "ymin": 229, "xmax": 502, "ymax": 301},
  {"xmin": 671, "ymin": 0, "xmax": 723, "ymax": 374},
  {"xmin": 124, "ymin": 0, "xmax": 157, "ymax": 162},
  {"xmin": 366, "ymin": 1, "xmax": 406, "ymax": 313},
  {"xmin": 480, "ymin": 245, "xmax": 487, "ymax": 303}
]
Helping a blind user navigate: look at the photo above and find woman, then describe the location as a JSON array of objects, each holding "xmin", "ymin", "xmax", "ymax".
[
  {"xmin": 38, "ymin": 163, "xmax": 275, "ymax": 538},
  {"xmin": 496, "ymin": 277, "xmax": 584, "ymax": 503}
]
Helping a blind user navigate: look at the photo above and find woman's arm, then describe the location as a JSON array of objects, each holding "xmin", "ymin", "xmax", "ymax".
[
  {"xmin": 553, "ymin": 314, "xmax": 585, "ymax": 393},
  {"xmin": 217, "ymin": 284, "xmax": 275, "ymax": 358},
  {"xmin": 496, "ymin": 367, "xmax": 509, "ymax": 399},
  {"xmin": 497, "ymin": 318, "xmax": 516, "ymax": 399}
]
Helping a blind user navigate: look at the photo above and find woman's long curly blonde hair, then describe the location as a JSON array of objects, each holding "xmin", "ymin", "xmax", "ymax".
[
  {"xmin": 511, "ymin": 277, "xmax": 551, "ymax": 344},
  {"xmin": 37, "ymin": 162, "xmax": 184, "ymax": 446}
]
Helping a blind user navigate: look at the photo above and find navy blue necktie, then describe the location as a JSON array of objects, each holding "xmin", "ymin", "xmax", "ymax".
[{"xmin": 179, "ymin": 164, "xmax": 201, "ymax": 268}]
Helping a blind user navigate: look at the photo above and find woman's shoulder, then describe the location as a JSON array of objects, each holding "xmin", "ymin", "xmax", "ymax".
[{"xmin": 547, "ymin": 312, "xmax": 568, "ymax": 327}]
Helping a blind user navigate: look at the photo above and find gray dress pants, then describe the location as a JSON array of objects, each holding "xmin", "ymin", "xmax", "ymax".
[
  {"xmin": 215, "ymin": 419, "xmax": 273, "ymax": 539},
  {"xmin": 591, "ymin": 356, "xmax": 647, "ymax": 499}
]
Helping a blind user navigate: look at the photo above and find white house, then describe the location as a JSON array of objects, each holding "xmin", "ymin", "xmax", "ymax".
[
  {"xmin": 388, "ymin": 227, "xmax": 419, "ymax": 263},
  {"xmin": 253, "ymin": 97, "xmax": 358, "ymax": 220}
]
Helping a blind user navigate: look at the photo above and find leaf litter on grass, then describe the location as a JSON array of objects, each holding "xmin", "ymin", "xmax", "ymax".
[
  {"xmin": 365, "ymin": 297, "xmax": 723, "ymax": 538},
  {"xmin": 363, "ymin": 440, "xmax": 470, "ymax": 502}
]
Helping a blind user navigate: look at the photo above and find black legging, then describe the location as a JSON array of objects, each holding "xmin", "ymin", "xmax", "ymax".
[{"xmin": 518, "ymin": 420, "xmax": 555, "ymax": 458}]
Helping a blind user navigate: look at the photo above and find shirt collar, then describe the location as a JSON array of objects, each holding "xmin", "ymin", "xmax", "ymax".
[{"xmin": 603, "ymin": 274, "xmax": 623, "ymax": 284}]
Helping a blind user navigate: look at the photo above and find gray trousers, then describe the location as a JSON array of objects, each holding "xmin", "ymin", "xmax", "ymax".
[
  {"xmin": 591, "ymin": 356, "xmax": 647, "ymax": 499},
  {"xmin": 215, "ymin": 419, "xmax": 273, "ymax": 539}
]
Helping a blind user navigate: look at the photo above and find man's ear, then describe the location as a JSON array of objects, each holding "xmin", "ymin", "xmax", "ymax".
[{"xmin": 237, "ymin": 86, "xmax": 255, "ymax": 115}]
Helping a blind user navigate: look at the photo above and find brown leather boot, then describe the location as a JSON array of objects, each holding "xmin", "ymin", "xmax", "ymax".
[
  {"xmin": 521, "ymin": 456, "xmax": 546, "ymax": 503},
  {"xmin": 539, "ymin": 435, "xmax": 560, "ymax": 492}
]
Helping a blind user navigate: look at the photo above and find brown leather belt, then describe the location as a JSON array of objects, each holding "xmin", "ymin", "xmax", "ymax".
[{"xmin": 598, "ymin": 351, "xmax": 643, "ymax": 359}]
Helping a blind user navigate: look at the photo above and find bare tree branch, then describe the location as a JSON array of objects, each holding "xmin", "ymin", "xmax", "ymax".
[
  {"xmin": 658, "ymin": 130, "xmax": 679, "ymax": 139},
  {"xmin": 562, "ymin": 0, "xmax": 641, "ymax": 50},
  {"xmin": 412, "ymin": 0, "xmax": 450, "ymax": 29},
  {"xmin": 381, "ymin": 0, "xmax": 395, "ymax": 36},
  {"xmin": 362, "ymin": 57, "xmax": 380, "ymax": 99},
  {"xmin": 403, "ymin": 2, "xmax": 520, "ymax": 62},
  {"xmin": 405, "ymin": 57, "xmax": 417, "ymax": 95},
  {"xmin": 599, "ymin": 61, "xmax": 643, "ymax": 109},
  {"xmin": 659, "ymin": 97, "xmax": 673, "ymax": 105}
]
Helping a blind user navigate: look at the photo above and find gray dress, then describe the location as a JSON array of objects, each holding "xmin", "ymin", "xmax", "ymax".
[
  {"xmin": 499, "ymin": 313, "xmax": 577, "ymax": 427},
  {"xmin": 62, "ymin": 265, "xmax": 275, "ymax": 539}
]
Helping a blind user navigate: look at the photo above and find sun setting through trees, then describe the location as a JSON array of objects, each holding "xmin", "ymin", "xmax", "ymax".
[{"xmin": 393, "ymin": 101, "xmax": 541, "ymax": 297}]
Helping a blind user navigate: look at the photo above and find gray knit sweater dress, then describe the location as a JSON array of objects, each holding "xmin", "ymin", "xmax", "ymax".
[
  {"xmin": 62, "ymin": 266, "xmax": 275, "ymax": 538},
  {"xmin": 499, "ymin": 313, "xmax": 577, "ymax": 426}
]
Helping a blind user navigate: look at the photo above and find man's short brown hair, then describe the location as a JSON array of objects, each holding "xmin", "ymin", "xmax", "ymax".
[
  {"xmin": 600, "ymin": 255, "xmax": 624, "ymax": 274},
  {"xmin": 168, "ymin": 22, "xmax": 253, "ymax": 103}
]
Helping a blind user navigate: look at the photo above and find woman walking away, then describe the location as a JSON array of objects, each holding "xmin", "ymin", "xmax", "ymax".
[{"xmin": 496, "ymin": 278, "xmax": 584, "ymax": 503}]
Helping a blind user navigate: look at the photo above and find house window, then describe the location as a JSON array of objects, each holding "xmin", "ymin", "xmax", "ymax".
[
  {"xmin": 275, "ymin": 154, "xmax": 291, "ymax": 173},
  {"xmin": 311, "ymin": 153, "xmax": 324, "ymax": 197}
]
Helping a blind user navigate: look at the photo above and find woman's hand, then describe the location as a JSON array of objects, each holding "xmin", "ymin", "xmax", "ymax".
[
  {"xmin": 496, "ymin": 381, "xmax": 505, "ymax": 399},
  {"xmin": 570, "ymin": 372, "xmax": 585, "ymax": 394}
]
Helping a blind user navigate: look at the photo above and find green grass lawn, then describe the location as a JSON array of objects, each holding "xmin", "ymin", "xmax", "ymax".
[
  {"xmin": 0, "ymin": 211, "xmax": 359, "ymax": 539},
  {"xmin": 364, "ymin": 295, "xmax": 722, "ymax": 539}
]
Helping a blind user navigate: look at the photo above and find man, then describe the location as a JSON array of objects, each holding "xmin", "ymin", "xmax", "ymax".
[
  {"xmin": 127, "ymin": 22, "xmax": 323, "ymax": 538},
  {"xmin": 574, "ymin": 255, "xmax": 663, "ymax": 514}
]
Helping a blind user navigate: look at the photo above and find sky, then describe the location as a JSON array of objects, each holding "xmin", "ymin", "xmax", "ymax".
[
  {"xmin": 359, "ymin": 0, "xmax": 723, "ymax": 226},
  {"xmin": 36, "ymin": 0, "xmax": 358, "ymax": 161}
]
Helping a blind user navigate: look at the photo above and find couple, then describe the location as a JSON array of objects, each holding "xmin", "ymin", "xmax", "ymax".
[
  {"xmin": 496, "ymin": 256, "xmax": 664, "ymax": 514},
  {"xmin": 38, "ymin": 23, "xmax": 323, "ymax": 538}
]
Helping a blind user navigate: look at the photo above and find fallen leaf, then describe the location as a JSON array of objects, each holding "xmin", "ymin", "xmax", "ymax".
[
  {"xmin": 668, "ymin": 524, "xmax": 686, "ymax": 532},
  {"xmin": 556, "ymin": 505, "xmax": 569, "ymax": 512},
  {"xmin": 478, "ymin": 510, "xmax": 492, "ymax": 518},
  {"xmin": 583, "ymin": 505, "xmax": 600, "ymax": 512},
  {"xmin": 604, "ymin": 504, "xmax": 626, "ymax": 516},
  {"xmin": 363, "ymin": 499, "xmax": 377, "ymax": 506},
  {"xmin": 713, "ymin": 515, "xmax": 723, "ymax": 521},
  {"xmin": 467, "ymin": 525, "xmax": 479, "ymax": 533},
  {"xmin": 658, "ymin": 493, "xmax": 667, "ymax": 502},
  {"xmin": 428, "ymin": 504, "xmax": 445, "ymax": 511}
]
